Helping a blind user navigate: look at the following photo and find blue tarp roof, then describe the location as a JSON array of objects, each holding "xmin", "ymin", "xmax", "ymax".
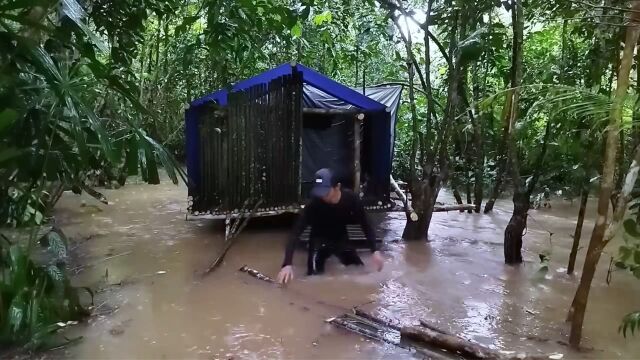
[{"xmin": 190, "ymin": 63, "xmax": 387, "ymax": 111}]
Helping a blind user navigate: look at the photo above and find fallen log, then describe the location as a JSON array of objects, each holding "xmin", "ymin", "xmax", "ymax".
[
  {"xmin": 434, "ymin": 204, "xmax": 475, "ymax": 212},
  {"xmin": 401, "ymin": 326, "xmax": 549, "ymax": 360},
  {"xmin": 329, "ymin": 314, "xmax": 453, "ymax": 360}
]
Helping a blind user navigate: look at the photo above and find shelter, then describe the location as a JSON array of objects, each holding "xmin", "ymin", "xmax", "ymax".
[{"xmin": 185, "ymin": 63, "xmax": 402, "ymax": 217}]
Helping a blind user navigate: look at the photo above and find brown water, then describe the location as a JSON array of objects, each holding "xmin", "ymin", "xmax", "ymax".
[{"xmin": 53, "ymin": 179, "xmax": 640, "ymax": 359}]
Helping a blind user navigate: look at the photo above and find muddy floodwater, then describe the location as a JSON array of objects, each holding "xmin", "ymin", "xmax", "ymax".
[{"xmin": 53, "ymin": 178, "xmax": 640, "ymax": 359}]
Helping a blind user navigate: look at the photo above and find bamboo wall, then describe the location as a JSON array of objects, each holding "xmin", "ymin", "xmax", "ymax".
[{"xmin": 191, "ymin": 69, "xmax": 303, "ymax": 214}]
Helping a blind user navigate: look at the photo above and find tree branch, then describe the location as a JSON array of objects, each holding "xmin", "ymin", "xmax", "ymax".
[
  {"xmin": 526, "ymin": 118, "xmax": 553, "ymax": 196},
  {"xmin": 569, "ymin": 0, "xmax": 640, "ymax": 15},
  {"xmin": 379, "ymin": 0, "xmax": 453, "ymax": 66}
]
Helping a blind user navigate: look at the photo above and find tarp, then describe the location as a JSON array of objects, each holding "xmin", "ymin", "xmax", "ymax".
[{"xmin": 302, "ymin": 84, "xmax": 403, "ymax": 161}]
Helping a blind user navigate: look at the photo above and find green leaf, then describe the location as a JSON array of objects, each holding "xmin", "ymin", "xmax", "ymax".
[
  {"xmin": 620, "ymin": 311, "xmax": 640, "ymax": 338},
  {"xmin": 619, "ymin": 245, "xmax": 632, "ymax": 262},
  {"xmin": 47, "ymin": 231, "xmax": 67, "ymax": 261},
  {"xmin": 291, "ymin": 21, "xmax": 302, "ymax": 38},
  {"xmin": 61, "ymin": 0, "xmax": 108, "ymax": 53},
  {"xmin": 312, "ymin": 11, "xmax": 332, "ymax": 26},
  {"xmin": 46, "ymin": 265, "xmax": 65, "ymax": 300},
  {"xmin": 69, "ymin": 92, "xmax": 118, "ymax": 164},
  {"xmin": 8, "ymin": 290, "xmax": 27, "ymax": 334},
  {"xmin": 140, "ymin": 138, "xmax": 160, "ymax": 185},
  {"xmin": 142, "ymin": 134, "xmax": 185, "ymax": 185}
]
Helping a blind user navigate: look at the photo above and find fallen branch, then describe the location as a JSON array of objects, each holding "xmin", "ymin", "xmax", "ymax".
[
  {"xmin": 203, "ymin": 199, "xmax": 263, "ymax": 275},
  {"xmin": 390, "ymin": 175, "xmax": 412, "ymax": 215},
  {"xmin": 239, "ymin": 265, "xmax": 275, "ymax": 283},
  {"xmin": 46, "ymin": 336, "xmax": 84, "ymax": 352},
  {"xmin": 71, "ymin": 251, "xmax": 133, "ymax": 273},
  {"xmin": 80, "ymin": 183, "xmax": 108, "ymax": 205}
]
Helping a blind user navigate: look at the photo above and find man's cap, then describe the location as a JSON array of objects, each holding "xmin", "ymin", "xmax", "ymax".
[{"xmin": 311, "ymin": 168, "xmax": 336, "ymax": 198}]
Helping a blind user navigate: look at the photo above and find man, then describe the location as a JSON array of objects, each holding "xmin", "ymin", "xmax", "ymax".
[{"xmin": 277, "ymin": 168, "xmax": 384, "ymax": 284}]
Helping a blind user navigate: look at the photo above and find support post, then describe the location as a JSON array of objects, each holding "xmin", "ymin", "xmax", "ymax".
[{"xmin": 354, "ymin": 113, "xmax": 364, "ymax": 193}]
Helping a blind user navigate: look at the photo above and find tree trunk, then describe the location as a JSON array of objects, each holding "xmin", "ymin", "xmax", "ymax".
[
  {"xmin": 465, "ymin": 173, "xmax": 473, "ymax": 214},
  {"xmin": 452, "ymin": 186, "xmax": 464, "ymax": 206},
  {"xmin": 502, "ymin": 0, "xmax": 526, "ymax": 264},
  {"xmin": 567, "ymin": 184, "xmax": 589, "ymax": 275},
  {"xmin": 504, "ymin": 191, "xmax": 528, "ymax": 264},
  {"xmin": 402, "ymin": 180, "xmax": 439, "ymax": 241},
  {"xmin": 471, "ymin": 63, "xmax": 485, "ymax": 213},
  {"xmin": 569, "ymin": 5, "xmax": 640, "ymax": 348}
]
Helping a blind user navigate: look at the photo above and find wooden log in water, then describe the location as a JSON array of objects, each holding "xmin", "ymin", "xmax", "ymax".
[
  {"xmin": 434, "ymin": 204, "xmax": 474, "ymax": 212},
  {"xmin": 352, "ymin": 309, "xmax": 401, "ymax": 332},
  {"xmin": 401, "ymin": 326, "xmax": 548, "ymax": 360},
  {"xmin": 419, "ymin": 319, "xmax": 452, "ymax": 336}
]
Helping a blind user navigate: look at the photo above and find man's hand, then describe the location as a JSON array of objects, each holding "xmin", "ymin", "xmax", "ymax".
[
  {"xmin": 371, "ymin": 251, "xmax": 384, "ymax": 272},
  {"xmin": 277, "ymin": 265, "xmax": 294, "ymax": 284}
]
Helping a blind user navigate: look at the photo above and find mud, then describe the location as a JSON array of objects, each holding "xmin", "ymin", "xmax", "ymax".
[{"xmin": 53, "ymin": 179, "xmax": 640, "ymax": 359}]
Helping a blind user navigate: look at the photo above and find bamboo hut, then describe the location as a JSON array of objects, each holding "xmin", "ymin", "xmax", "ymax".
[{"xmin": 184, "ymin": 63, "xmax": 402, "ymax": 219}]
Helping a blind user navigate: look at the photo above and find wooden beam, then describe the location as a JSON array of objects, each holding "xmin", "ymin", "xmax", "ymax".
[
  {"xmin": 304, "ymin": 108, "xmax": 364, "ymax": 116},
  {"xmin": 353, "ymin": 113, "xmax": 364, "ymax": 193}
]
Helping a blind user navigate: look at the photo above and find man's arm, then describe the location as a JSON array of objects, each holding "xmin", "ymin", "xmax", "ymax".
[
  {"xmin": 353, "ymin": 197, "xmax": 377, "ymax": 253},
  {"xmin": 282, "ymin": 205, "xmax": 310, "ymax": 267}
]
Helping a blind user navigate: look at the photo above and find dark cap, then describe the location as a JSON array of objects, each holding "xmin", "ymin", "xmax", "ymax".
[{"xmin": 311, "ymin": 168, "xmax": 336, "ymax": 198}]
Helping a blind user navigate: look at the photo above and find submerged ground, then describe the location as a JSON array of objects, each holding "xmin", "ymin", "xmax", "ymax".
[{"xmin": 52, "ymin": 178, "xmax": 640, "ymax": 359}]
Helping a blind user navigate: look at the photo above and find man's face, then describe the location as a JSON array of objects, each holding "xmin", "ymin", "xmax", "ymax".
[{"xmin": 320, "ymin": 185, "xmax": 341, "ymax": 204}]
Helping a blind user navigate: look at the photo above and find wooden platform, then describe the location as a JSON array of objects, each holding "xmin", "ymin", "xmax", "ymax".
[{"xmin": 299, "ymin": 224, "xmax": 383, "ymax": 249}]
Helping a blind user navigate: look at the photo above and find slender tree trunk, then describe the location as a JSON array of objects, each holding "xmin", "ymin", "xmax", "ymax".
[
  {"xmin": 567, "ymin": 183, "xmax": 589, "ymax": 275},
  {"xmin": 503, "ymin": 0, "xmax": 525, "ymax": 264},
  {"xmin": 484, "ymin": 84, "xmax": 513, "ymax": 213},
  {"xmin": 452, "ymin": 186, "xmax": 464, "ymax": 206},
  {"xmin": 471, "ymin": 63, "xmax": 485, "ymax": 213},
  {"xmin": 386, "ymin": 0, "xmax": 453, "ymax": 241},
  {"xmin": 465, "ymin": 169, "xmax": 473, "ymax": 214},
  {"xmin": 398, "ymin": 15, "xmax": 423, "ymax": 238},
  {"xmin": 568, "ymin": 5, "xmax": 640, "ymax": 347}
]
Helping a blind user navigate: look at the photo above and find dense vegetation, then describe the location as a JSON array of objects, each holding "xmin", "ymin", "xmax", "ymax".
[{"xmin": 1, "ymin": 0, "xmax": 640, "ymax": 350}]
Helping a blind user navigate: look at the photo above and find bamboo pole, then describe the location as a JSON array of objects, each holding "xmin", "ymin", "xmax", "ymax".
[{"xmin": 353, "ymin": 113, "xmax": 364, "ymax": 193}]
